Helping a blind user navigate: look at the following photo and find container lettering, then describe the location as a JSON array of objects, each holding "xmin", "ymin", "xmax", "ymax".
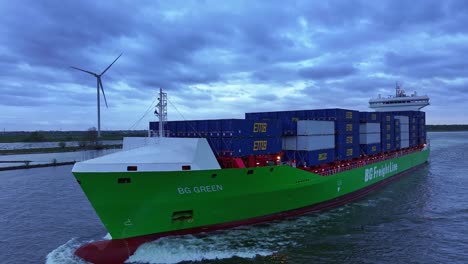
[
  {"xmin": 253, "ymin": 123, "xmax": 267, "ymax": 133},
  {"xmin": 253, "ymin": 140, "xmax": 268, "ymax": 151},
  {"xmin": 318, "ymin": 153, "xmax": 327, "ymax": 160}
]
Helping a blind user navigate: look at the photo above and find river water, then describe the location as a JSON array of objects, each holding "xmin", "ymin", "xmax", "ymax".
[{"xmin": 0, "ymin": 132, "xmax": 467, "ymax": 264}]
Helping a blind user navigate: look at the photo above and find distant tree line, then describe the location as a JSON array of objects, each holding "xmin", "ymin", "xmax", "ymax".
[{"xmin": 426, "ymin": 125, "xmax": 468, "ymax": 132}]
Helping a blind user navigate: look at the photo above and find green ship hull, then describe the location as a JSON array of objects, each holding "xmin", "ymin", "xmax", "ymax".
[{"xmin": 73, "ymin": 148, "xmax": 429, "ymax": 240}]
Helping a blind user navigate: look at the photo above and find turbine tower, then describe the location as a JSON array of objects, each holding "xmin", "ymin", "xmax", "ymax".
[{"xmin": 70, "ymin": 54, "xmax": 122, "ymax": 137}]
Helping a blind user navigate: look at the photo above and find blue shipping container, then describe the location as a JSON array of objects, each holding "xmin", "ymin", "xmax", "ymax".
[
  {"xmin": 359, "ymin": 112, "xmax": 381, "ymax": 123},
  {"xmin": 284, "ymin": 149, "xmax": 335, "ymax": 167},
  {"xmin": 380, "ymin": 113, "xmax": 394, "ymax": 123},
  {"xmin": 381, "ymin": 141, "xmax": 395, "ymax": 152},
  {"xmin": 305, "ymin": 149, "xmax": 336, "ymax": 166},
  {"xmin": 206, "ymin": 137, "xmax": 221, "ymax": 156},
  {"xmin": 335, "ymin": 130, "xmax": 360, "ymax": 146},
  {"xmin": 221, "ymin": 119, "xmax": 282, "ymax": 138},
  {"xmin": 335, "ymin": 121, "xmax": 360, "ymax": 134},
  {"xmin": 173, "ymin": 119, "xmax": 282, "ymax": 138},
  {"xmin": 176, "ymin": 121, "xmax": 187, "ymax": 137},
  {"xmin": 166, "ymin": 121, "xmax": 177, "ymax": 137},
  {"xmin": 360, "ymin": 143, "xmax": 381, "ymax": 155},
  {"xmin": 336, "ymin": 145, "xmax": 360, "ymax": 160},
  {"xmin": 207, "ymin": 120, "xmax": 221, "ymax": 137},
  {"xmin": 324, "ymin": 109, "xmax": 359, "ymax": 122},
  {"xmin": 185, "ymin": 120, "xmax": 199, "ymax": 137},
  {"xmin": 218, "ymin": 137, "xmax": 282, "ymax": 157},
  {"xmin": 149, "ymin": 121, "xmax": 158, "ymax": 131}
]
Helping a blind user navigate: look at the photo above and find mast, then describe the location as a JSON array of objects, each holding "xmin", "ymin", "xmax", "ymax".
[{"xmin": 156, "ymin": 88, "xmax": 167, "ymax": 138}]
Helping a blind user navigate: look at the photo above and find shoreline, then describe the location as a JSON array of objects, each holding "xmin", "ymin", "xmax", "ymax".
[
  {"xmin": 0, "ymin": 144, "xmax": 122, "ymax": 155},
  {"xmin": 0, "ymin": 161, "xmax": 75, "ymax": 171}
]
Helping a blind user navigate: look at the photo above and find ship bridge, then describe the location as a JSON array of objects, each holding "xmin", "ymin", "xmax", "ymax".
[{"xmin": 369, "ymin": 85, "xmax": 429, "ymax": 112}]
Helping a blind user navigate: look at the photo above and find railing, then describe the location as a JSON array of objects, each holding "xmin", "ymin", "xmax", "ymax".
[{"xmin": 299, "ymin": 146, "xmax": 424, "ymax": 177}]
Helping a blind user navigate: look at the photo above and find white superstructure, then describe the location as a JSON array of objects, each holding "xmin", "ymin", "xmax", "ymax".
[
  {"xmin": 72, "ymin": 137, "xmax": 221, "ymax": 173},
  {"xmin": 369, "ymin": 84, "xmax": 429, "ymax": 112}
]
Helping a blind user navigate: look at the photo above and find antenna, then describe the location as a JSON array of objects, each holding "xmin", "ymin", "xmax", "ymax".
[{"xmin": 70, "ymin": 54, "xmax": 122, "ymax": 137}]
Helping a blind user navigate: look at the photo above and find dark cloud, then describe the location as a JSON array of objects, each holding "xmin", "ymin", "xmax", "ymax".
[
  {"xmin": 251, "ymin": 66, "xmax": 297, "ymax": 84},
  {"xmin": 384, "ymin": 51, "xmax": 468, "ymax": 79},
  {"xmin": 1, "ymin": 0, "xmax": 468, "ymax": 129},
  {"xmin": 251, "ymin": 94, "xmax": 279, "ymax": 101},
  {"xmin": 298, "ymin": 65, "xmax": 358, "ymax": 80}
]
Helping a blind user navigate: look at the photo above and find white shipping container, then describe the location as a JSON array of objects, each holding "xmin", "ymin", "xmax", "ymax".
[
  {"xmin": 359, "ymin": 123, "xmax": 381, "ymax": 133},
  {"xmin": 395, "ymin": 116, "xmax": 409, "ymax": 124},
  {"xmin": 400, "ymin": 130, "xmax": 410, "ymax": 140},
  {"xmin": 400, "ymin": 123, "xmax": 409, "ymax": 132},
  {"xmin": 359, "ymin": 133, "xmax": 381, "ymax": 144},
  {"xmin": 401, "ymin": 139, "xmax": 410, "ymax": 148},
  {"xmin": 297, "ymin": 120, "xmax": 335, "ymax": 135},
  {"xmin": 282, "ymin": 135, "xmax": 335, "ymax": 151},
  {"xmin": 282, "ymin": 136, "xmax": 297, "ymax": 150}
]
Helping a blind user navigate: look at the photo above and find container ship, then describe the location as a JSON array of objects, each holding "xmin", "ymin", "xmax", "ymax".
[{"xmin": 72, "ymin": 86, "xmax": 430, "ymax": 264}]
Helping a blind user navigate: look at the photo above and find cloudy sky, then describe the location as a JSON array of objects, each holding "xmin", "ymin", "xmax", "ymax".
[{"xmin": 1, "ymin": 0, "xmax": 467, "ymax": 131}]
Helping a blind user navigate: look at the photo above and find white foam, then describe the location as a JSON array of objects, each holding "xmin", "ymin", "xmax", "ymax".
[
  {"xmin": 45, "ymin": 238, "xmax": 88, "ymax": 264},
  {"xmin": 125, "ymin": 222, "xmax": 308, "ymax": 264},
  {"xmin": 103, "ymin": 233, "xmax": 112, "ymax": 240},
  {"xmin": 126, "ymin": 240, "xmax": 272, "ymax": 264},
  {"xmin": 48, "ymin": 209, "xmax": 351, "ymax": 264}
]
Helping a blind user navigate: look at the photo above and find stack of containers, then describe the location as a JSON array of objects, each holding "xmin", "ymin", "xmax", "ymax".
[
  {"xmin": 149, "ymin": 121, "xmax": 175, "ymax": 137},
  {"xmin": 359, "ymin": 112, "xmax": 381, "ymax": 155},
  {"xmin": 394, "ymin": 115, "xmax": 409, "ymax": 148},
  {"xmin": 418, "ymin": 111, "xmax": 427, "ymax": 145},
  {"xmin": 151, "ymin": 119, "xmax": 282, "ymax": 158},
  {"xmin": 393, "ymin": 111, "xmax": 421, "ymax": 147},
  {"xmin": 394, "ymin": 119, "xmax": 401, "ymax": 149},
  {"xmin": 246, "ymin": 108, "xmax": 360, "ymax": 162},
  {"xmin": 380, "ymin": 112, "xmax": 395, "ymax": 152},
  {"xmin": 271, "ymin": 111, "xmax": 299, "ymax": 136},
  {"xmin": 246, "ymin": 109, "xmax": 333, "ymax": 136},
  {"xmin": 332, "ymin": 109, "xmax": 360, "ymax": 160},
  {"xmin": 217, "ymin": 119, "xmax": 282, "ymax": 157},
  {"xmin": 282, "ymin": 120, "xmax": 335, "ymax": 166},
  {"xmin": 408, "ymin": 112, "xmax": 418, "ymax": 147}
]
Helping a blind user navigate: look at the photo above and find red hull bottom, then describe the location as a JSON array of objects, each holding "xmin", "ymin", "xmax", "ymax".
[{"xmin": 75, "ymin": 162, "xmax": 427, "ymax": 264}]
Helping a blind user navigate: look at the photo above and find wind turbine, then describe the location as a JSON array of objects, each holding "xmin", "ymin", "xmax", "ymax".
[{"xmin": 70, "ymin": 54, "xmax": 122, "ymax": 138}]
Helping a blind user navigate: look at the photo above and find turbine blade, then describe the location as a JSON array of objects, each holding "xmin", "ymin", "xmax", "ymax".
[
  {"xmin": 70, "ymin": 66, "xmax": 97, "ymax": 76},
  {"xmin": 100, "ymin": 53, "xmax": 122, "ymax": 76},
  {"xmin": 99, "ymin": 78, "xmax": 108, "ymax": 108}
]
